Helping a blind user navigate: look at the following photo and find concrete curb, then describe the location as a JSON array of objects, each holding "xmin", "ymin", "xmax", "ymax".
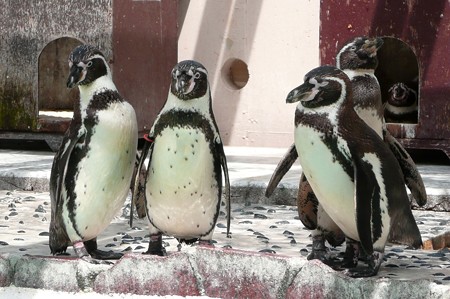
[{"xmin": 1, "ymin": 248, "xmax": 449, "ymax": 299}]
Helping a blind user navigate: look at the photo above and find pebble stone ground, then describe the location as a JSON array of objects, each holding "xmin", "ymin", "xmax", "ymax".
[{"xmin": 0, "ymin": 189, "xmax": 449, "ymax": 285}]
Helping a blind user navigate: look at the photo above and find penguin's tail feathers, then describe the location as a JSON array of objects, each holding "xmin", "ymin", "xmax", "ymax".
[
  {"xmin": 49, "ymin": 222, "xmax": 70, "ymax": 255},
  {"xmin": 388, "ymin": 211, "xmax": 422, "ymax": 249}
]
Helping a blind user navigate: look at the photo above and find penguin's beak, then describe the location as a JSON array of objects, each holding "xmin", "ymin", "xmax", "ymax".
[
  {"xmin": 286, "ymin": 83, "xmax": 314, "ymax": 104},
  {"xmin": 175, "ymin": 73, "xmax": 195, "ymax": 95},
  {"xmin": 362, "ymin": 37, "xmax": 384, "ymax": 57},
  {"xmin": 66, "ymin": 65, "xmax": 84, "ymax": 88}
]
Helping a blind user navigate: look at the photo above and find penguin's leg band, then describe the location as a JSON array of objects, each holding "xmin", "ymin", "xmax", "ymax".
[
  {"xmin": 73, "ymin": 241, "xmax": 90, "ymax": 258},
  {"xmin": 143, "ymin": 134, "xmax": 154, "ymax": 143}
]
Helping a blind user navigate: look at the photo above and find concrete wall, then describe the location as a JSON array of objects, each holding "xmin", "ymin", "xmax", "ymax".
[
  {"xmin": 0, "ymin": 0, "xmax": 112, "ymax": 131},
  {"xmin": 178, "ymin": 0, "xmax": 320, "ymax": 147}
]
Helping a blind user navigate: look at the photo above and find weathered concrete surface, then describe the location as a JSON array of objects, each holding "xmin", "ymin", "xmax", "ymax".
[
  {"xmin": 0, "ymin": 1, "xmax": 113, "ymax": 131},
  {"xmin": 0, "ymin": 249, "xmax": 449, "ymax": 298},
  {"xmin": 0, "ymin": 255, "xmax": 13, "ymax": 287},
  {"xmin": 94, "ymin": 253, "xmax": 201, "ymax": 296},
  {"xmin": 287, "ymin": 260, "xmax": 450, "ymax": 299},
  {"xmin": 192, "ymin": 247, "xmax": 304, "ymax": 298},
  {"xmin": 12, "ymin": 255, "xmax": 109, "ymax": 292}
]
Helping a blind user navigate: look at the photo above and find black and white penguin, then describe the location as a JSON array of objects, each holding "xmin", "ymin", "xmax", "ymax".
[
  {"xmin": 330, "ymin": 37, "xmax": 426, "ymax": 259},
  {"xmin": 385, "ymin": 82, "xmax": 418, "ymax": 123},
  {"xmin": 266, "ymin": 36, "xmax": 426, "ymax": 263},
  {"xmin": 49, "ymin": 45, "xmax": 138, "ymax": 263},
  {"xmin": 336, "ymin": 36, "xmax": 385, "ymax": 136},
  {"xmin": 133, "ymin": 60, "xmax": 230, "ymax": 255},
  {"xmin": 287, "ymin": 65, "xmax": 422, "ymax": 277}
]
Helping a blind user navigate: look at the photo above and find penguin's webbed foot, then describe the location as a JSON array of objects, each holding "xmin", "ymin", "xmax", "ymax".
[
  {"xmin": 306, "ymin": 234, "xmax": 338, "ymax": 265},
  {"xmin": 144, "ymin": 233, "xmax": 167, "ymax": 256},
  {"xmin": 342, "ymin": 251, "xmax": 384, "ymax": 278},
  {"xmin": 80, "ymin": 255, "xmax": 114, "ymax": 265},
  {"xmin": 340, "ymin": 238, "xmax": 360, "ymax": 269},
  {"xmin": 89, "ymin": 249, "xmax": 123, "ymax": 260},
  {"xmin": 307, "ymin": 249, "xmax": 340, "ymax": 265},
  {"xmin": 55, "ymin": 251, "xmax": 71, "ymax": 257},
  {"xmin": 73, "ymin": 241, "xmax": 115, "ymax": 265},
  {"xmin": 318, "ymin": 238, "xmax": 360, "ymax": 271},
  {"xmin": 83, "ymin": 238, "xmax": 123, "ymax": 260}
]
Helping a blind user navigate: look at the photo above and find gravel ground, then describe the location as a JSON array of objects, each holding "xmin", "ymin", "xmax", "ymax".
[{"xmin": 0, "ymin": 189, "xmax": 449, "ymax": 285}]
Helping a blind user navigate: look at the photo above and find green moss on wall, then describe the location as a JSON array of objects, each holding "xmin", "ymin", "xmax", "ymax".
[{"xmin": 0, "ymin": 77, "xmax": 36, "ymax": 131}]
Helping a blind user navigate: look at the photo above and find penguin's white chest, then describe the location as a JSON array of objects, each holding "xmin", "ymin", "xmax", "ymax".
[
  {"xmin": 64, "ymin": 102, "xmax": 138, "ymax": 241},
  {"xmin": 294, "ymin": 125, "xmax": 359, "ymax": 241},
  {"xmin": 146, "ymin": 126, "xmax": 219, "ymax": 239}
]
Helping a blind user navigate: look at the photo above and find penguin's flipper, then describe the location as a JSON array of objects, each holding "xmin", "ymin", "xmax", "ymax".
[
  {"xmin": 129, "ymin": 152, "xmax": 148, "ymax": 227},
  {"xmin": 383, "ymin": 129, "xmax": 427, "ymax": 206},
  {"xmin": 49, "ymin": 129, "xmax": 85, "ymax": 254},
  {"xmin": 51, "ymin": 131, "xmax": 85, "ymax": 213},
  {"xmin": 345, "ymin": 152, "xmax": 392, "ymax": 278},
  {"xmin": 297, "ymin": 173, "xmax": 318, "ymax": 229},
  {"xmin": 265, "ymin": 143, "xmax": 298, "ymax": 197},
  {"xmin": 217, "ymin": 141, "xmax": 231, "ymax": 238},
  {"xmin": 352, "ymin": 152, "xmax": 376, "ymax": 256},
  {"xmin": 130, "ymin": 138, "xmax": 154, "ymax": 227}
]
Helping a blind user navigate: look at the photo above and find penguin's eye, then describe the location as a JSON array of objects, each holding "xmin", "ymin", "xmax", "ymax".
[
  {"xmin": 86, "ymin": 61, "xmax": 93, "ymax": 68},
  {"xmin": 309, "ymin": 77, "xmax": 329, "ymax": 88},
  {"xmin": 194, "ymin": 72, "xmax": 201, "ymax": 79},
  {"xmin": 350, "ymin": 46, "xmax": 357, "ymax": 51}
]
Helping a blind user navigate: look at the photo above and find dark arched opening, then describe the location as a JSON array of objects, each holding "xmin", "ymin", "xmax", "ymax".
[
  {"xmin": 38, "ymin": 37, "xmax": 82, "ymax": 129},
  {"xmin": 376, "ymin": 37, "xmax": 419, "ymax": 124}
]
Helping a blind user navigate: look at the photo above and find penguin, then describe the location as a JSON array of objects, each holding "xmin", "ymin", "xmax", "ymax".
[
  {"xmin": 328, "ymin": 37, "xmax": 426, "ymax": 264},
  {"xmin": 133, "ymin": 60, "xmax": 230, "ymax": 256},
  {"xmin": 385, "ymin": 82, "xmax": 418, "ymax": 123},
  {"xmin": 287, "ymin": 65, "xmax": 422, "ymax": 277},
  {"xmin": 336, "ymin": 37, "xmax": 385, "ymax": 136},
  {"xmin": 49, "ymin": 45, "xmax": 138, "ymax": 263},
  {"xmin": 266, "ymin": 36, "xmax": 426, "ymax": 264}
]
